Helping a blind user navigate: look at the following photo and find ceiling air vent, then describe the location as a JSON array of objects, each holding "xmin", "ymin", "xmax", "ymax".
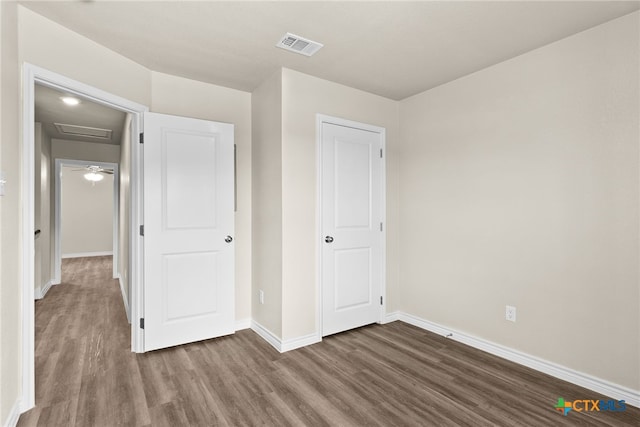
[
  {"xmin": 276, "ymin": 32, "xmax": 323, "ymax": 57},
  {"xmin": 54, "ymin": 123, "xmax": 112, "ymax": 140}
]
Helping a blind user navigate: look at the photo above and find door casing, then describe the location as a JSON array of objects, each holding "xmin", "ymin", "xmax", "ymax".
[
  {"xmin": 21, "ymin": 63, "xmax": 148, "ymax": 412},
  {"xmin": 315, "ymin": 114, "xmax": 387, "ymax": 340}
]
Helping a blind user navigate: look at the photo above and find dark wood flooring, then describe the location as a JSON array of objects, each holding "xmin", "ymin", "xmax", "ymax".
[{"xmin": 18, "ymin": 256, "xmax": 639, "ymax": 426}]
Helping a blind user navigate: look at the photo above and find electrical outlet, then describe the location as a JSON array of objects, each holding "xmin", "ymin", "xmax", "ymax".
[
  {"xmin": 506, "ymin": 305, "xmax": 516, "ymax": 322},
  {"xmin": 259, "ymin": 290, "xmax": 264, "ymax": 305}
]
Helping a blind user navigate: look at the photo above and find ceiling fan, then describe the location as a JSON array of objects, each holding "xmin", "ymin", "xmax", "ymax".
[{"xmin": 72, "ymin": 165, "xmax": 114, "ymax": 182}]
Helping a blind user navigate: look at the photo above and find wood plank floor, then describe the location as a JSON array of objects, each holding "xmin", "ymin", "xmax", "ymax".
[{"xmin": 18, "ymin": 256, "xmax": 639, "ymax": 426}]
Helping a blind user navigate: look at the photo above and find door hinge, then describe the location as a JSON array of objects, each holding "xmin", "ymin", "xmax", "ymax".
[
  {"xmin": 380, "ymin": 222, "xmax": 383, "ymax": 232},
  {"xmin": 380, "ymin": 148, "xmax": 383, "ymax": 158},
  {"xmin": 139, "ymin": 318, "xmax": 145, "ymax": 329},
  {"xmin": 139, "ymin": 132, "xmax": 144, "ymax": 144},
  {"xmin": 380, "ymin": 296, "xmax": 383, "ymax": 305},
  {"xmin": 139, "ymin": 225, "xmax": 144, "ymax": 236}
]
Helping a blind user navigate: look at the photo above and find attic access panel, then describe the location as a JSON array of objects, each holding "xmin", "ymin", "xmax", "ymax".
[{"xmin": 54, "ymin": 123, "xmax": 113, "ymax": 140}]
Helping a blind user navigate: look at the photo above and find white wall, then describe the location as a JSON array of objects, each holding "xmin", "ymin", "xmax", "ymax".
[
  {"xmin": 0, "ymin": 8, "xmax": 152, "ymax": 420},
  {"xmin": 280, "ymin": 68, "xmax": 400, "ymax": 340},
  {"xmin": 52, "ymin": 139, "xmax": 121, "ymax": 164},
  {"xmin": 18, "ymin": 6, "xmax": 150, "ymax": 106},
  {"xmin": 61, "ymin": 165, "xmax": 114, "ymax": 256},
  {"xmin": 399, "ymin": 12, "xmax": 639, "ymax": 391},
  {"xmin": 1, "ymin": 1, "xmax": 21, "ymax": 423},
  {"xmin": 251, "ymin": 70, "xmax": 283, "ymax": 336},
  {"xmin": 150, "ymin": 71, "xmax": 252, "ymax": 323}
]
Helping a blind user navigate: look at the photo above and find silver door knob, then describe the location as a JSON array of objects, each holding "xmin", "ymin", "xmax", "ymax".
[
  {"xmin": 225, "ymin": 236, "xmax": 233, "ymax": 243},
  {"xmin": 325, "ymin": 236, "xmax": 334, "ymax": 243}
]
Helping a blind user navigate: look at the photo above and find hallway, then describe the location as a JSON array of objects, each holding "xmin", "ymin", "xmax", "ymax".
[{"xmin": 22, "ymin": 257, "xmax": 141, "ymax": 426}]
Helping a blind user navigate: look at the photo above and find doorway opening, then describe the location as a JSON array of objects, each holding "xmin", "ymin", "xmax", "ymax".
[
  {"xmin": 55, "ymin": 161, "xmax": 119, "ymax": 281},
  {"xmin": 21, "ymin": 63, "xmax": 148, "ymax": 412},
  {"xmin": 54, "ymin": 160, "xmax": 121, "ymax": 315}
]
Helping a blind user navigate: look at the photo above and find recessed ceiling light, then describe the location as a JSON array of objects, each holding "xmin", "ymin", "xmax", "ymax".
[{"xmin": 61, "ymin": 96, "xmax": 80, "ymax": 106}]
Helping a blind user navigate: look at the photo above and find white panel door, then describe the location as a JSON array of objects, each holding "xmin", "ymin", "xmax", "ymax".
[
  {"xmin": 143, "ymin": 112, "xmax": 234, "ymax": 351},
  {"xmin": 321, "ymin": 119, "xmax": 383, "ymax": 337}
]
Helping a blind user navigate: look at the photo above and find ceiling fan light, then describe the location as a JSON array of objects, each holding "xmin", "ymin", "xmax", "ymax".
[{"xmin": 84, "ymin": 172, "xmax": 104, "ymax": 182}]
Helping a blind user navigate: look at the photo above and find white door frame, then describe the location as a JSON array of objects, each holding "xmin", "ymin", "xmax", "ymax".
[
  {"xmin": 54, "ymin": 159, "xmax": 120, "ymax": 281},
  {"xmin": 21, "ymin": 63, "xmax": 148, "ymax": 412},
  {"xmin": 315, "ymin": 114, "xmax": 387, "ymax": 340}
]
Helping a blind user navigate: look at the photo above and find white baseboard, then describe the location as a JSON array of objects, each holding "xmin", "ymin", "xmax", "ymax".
[
  {"xmin": 62, "ymin": 251, "xmax": 113, "ymax": 259},
  {"xmin": 250, "ymin": 320, "xmax": 321, "ymax": 353},
  {"xmin": 281, "ymin": 332, "xmax": 321, "ymax": 352},
  {"xmin": 394, "ymin": 312, "xmax": 640, "ymax": 408},
  {"xmin": 4, "ymin": 398, "xmax": 20, "ymax": 427},
  {"xmin": 382, "ymin": 311, "xmax": 400, "ymax": 324},
  {"xmin": 117, "ymin": 274, "xmax": 131, "ymax": 323},
  {"xmin": 34, "ymin": 280, "xmax": 54, "ymax": 300},
  {"xmin": 235, "ymin": 318, "xmax": 251, "ymax": 331},
  {"xmin": 251, "ymin": 320, "xmax": 282, "ymax": 352}
]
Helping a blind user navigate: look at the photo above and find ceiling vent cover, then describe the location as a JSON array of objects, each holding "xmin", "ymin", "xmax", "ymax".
[
  {"xmin": 276, "ymin": 32, "xmax": 323, "ymax": 57},
  {"xmin": 54, "ymin": 123, "xmax": 112, "ymax": 140}
]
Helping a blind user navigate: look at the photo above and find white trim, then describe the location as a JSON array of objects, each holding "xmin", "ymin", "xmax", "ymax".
[
  {"xmin": 53, "ymin": 160, "xmax": 61, "ymax": 283},
  {"xmin": 131, "ymin": 112, "xmax": 144, "ymax": 354},
  {"xmin": 281, "ymin": 333, "xmax": 321, "ymax": 352},
  {"xmin": 235, "ymin": 318, "xmax": 251, "ymax": 331},
  {"xmin": 34, "ymin": 280, "xmax": 54, "ymax": 300},
  {"xmin": 379, "ymin": 124, "xmax": 387, "ymax": 324},
  {"xmin": 21, "ymin": 62, "xmax": 37, "ymax": 414},
  {"xmin": 21, "ymin": 63, "xmax": 148, "ymax": 413},
  {"xmin": 394, "ymin": 312, "xmax": 640, "ymax": 408},
  {"xmin": 250, "ymin": 320, "xmax": 282, "ymax": 352},
  {"xmin": 250, "ymin": 320, "xmax": 321, "ymax": 353},
  {"xmin": 316, "ymin": 114, "xmax": 387, "ymax": 338},
  {"xmin": 62, "ymin": 251, "xmax": 114, "ymax": 259},
  {"xmin": 314, "ymin": 116, "xmax": 323, "ymax": 343},
  {"xmin": 382, "ymin": 311, "xmax": 400, "ymax": 324},
  {"xmin": 4, "ymin": 398, "xmax": 21, "ymax": 427},
  {"xmin": 117, "ymin": 274, "xmax": 131, "ymax": 323}
]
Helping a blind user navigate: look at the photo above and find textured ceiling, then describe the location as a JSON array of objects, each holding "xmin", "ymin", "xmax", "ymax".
[{"xmin": 21, "ymin": 1, "xmax": 640, "ymax": 100}]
